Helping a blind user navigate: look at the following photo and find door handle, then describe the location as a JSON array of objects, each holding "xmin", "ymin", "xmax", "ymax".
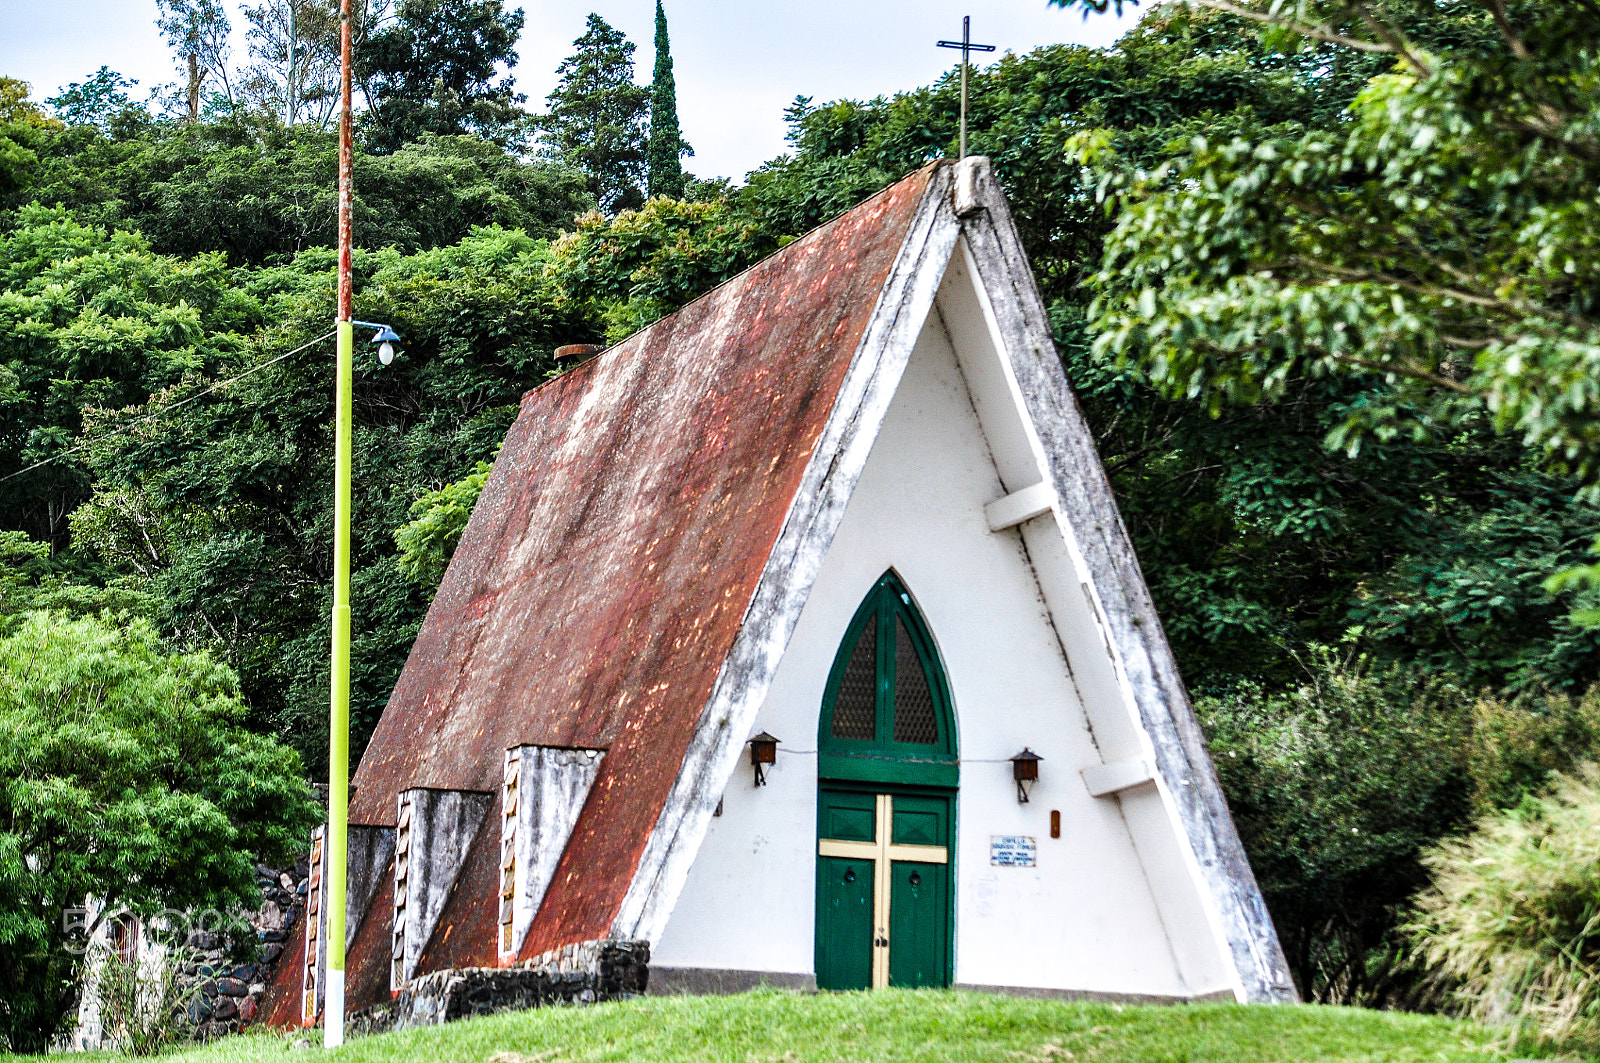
[{"xmin": 875, "ymin": 936, "xmax": 889, "ymax": 947}]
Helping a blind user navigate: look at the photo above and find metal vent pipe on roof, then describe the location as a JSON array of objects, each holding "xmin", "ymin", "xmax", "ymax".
[{"xmin": 556, "ymin": 344, "xmax": 604, "ymax": 365}]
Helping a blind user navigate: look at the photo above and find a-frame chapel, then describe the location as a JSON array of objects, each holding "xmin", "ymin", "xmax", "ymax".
[{"xmin": 266, "ymin": 158, "xmax": 1296, "ymax": 1021}]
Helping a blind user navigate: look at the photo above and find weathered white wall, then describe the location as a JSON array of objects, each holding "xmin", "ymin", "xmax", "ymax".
[
  {"xmin": 651, "ymin": 268, "xmax": 1194, "ymax": 997},
  {"xmin": 394, "ymin": 788, "xmax": 493, "ymax": 987},
  {"xmin": 505, "ymin": 746, "xmax": 605, "ymax": 958}
]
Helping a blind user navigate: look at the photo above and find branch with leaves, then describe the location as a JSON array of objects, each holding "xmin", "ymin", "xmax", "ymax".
[{"xmin": 1068, "ymin": 1, "xmax": 1600, "ymax": 494}]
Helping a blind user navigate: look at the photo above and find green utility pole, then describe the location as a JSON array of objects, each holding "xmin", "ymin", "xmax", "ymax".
[{"xmin": 325, "ymin": 0, "xmax": 354, "ymax": 1046}]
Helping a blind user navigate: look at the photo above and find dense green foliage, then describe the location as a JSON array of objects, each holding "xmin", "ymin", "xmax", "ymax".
[
  {"xmin": 9, "ymin": 120, "xmax": 592, "ymax": 265},
  {"xmin": 0, "ymin": 610, "xmax": 319, "ymax": 1051},
  {"xmin": 1074, "ymin": 2, "xmax": 1600, "ymax": 484},
  {"xmin": 393, "ymin": 458, "xmax": 490, "ymax": 589},
  {"xmin": 0, "ymin": 529, "xmax": 153, "ymax": 621},
  {"xmin": 0, "ymin": 205, "xmax": 259, "ymax": 548},
  {"xmin": 64, "ymin": 227, "xmax": 595, "ymax": 766},
  {"xmin": 547, "ymin": 194, "xmax": 776, "ymax": 341},
  {"xmin": 1056, "ymin": 1, "xmax": 1600, "ymax": 645},
  {"xmin": 541, "ymin": 14, "xmax": 651, "ymax": 213},
  {"xmin": 646, "ymin": 0, "xmax": 689, "ymax": 199},
  {"xmin": 359, "ymin": 0, "xmax": 527, "ymax": 151},
  {"xmin": 0, "ymin": 78, "xmax": 59, "ymax": 199},
  {"xmin": 1200, "ymin": 652, "xmax": 1600, "ymax": 1004}
]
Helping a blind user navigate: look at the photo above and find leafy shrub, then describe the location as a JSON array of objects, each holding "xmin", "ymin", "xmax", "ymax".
[
  {"xmin": 395, "ymin": 459, "xmax": 492, "ymax": 589},
  {"xmin": 1199, "ymin": 649, "xmax": 1600, "ymax": 1005},
  {"xmin": 0, "ymin": 610, "xmax": 320, "ymax": 1051},
  {"xmin": 546, "ymin": 196, "xmax": 777, "ymax": 342},
  {"xmin": 1408, "ymin": 766, "xmax": 1600, "ymax": 1048}
]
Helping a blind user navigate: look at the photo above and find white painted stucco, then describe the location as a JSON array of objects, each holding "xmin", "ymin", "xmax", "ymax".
[{"xmin": 651, "ymin": 260, "xmax": 1198, "ymax": 997}]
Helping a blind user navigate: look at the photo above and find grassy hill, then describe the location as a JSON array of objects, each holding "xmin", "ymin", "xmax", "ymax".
[{"xmin": 59, "ymin": 988, "xmax": 1579, "ymax": 1063}]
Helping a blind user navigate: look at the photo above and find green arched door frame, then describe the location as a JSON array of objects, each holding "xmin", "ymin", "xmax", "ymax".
[{"xmin": 815, "ymin": 570, "xmax": 957, "ymax": 990}]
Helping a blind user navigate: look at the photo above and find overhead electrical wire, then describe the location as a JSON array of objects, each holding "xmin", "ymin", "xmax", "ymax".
[
  {"xmin": 775, "ymin": 748, "xmax": 1026, "ymax": 764},
  {"xmin": 0, "ymin": 328, "xmax": 338, "ymax": 485}
]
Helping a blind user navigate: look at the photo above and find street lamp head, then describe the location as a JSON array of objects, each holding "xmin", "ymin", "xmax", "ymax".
[{"xmin": 352, "ymin": 321, "xmax": 402, "ymax": 366}]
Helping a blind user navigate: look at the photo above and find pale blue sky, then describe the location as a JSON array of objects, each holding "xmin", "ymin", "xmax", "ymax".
[{"xmin": 1, "ymin": 1, "xmax": 1134, "ymax": 179}]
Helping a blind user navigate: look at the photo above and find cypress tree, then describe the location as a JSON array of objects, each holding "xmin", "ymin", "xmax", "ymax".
[{"xmin": 646, "ymin": 0, "xmax": 691, "ymax": 199}]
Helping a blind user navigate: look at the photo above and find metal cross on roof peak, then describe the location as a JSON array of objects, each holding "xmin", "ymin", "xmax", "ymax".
[{"xmin": 936, "ymin": 16, "xmax": 996, "ymax": 160}]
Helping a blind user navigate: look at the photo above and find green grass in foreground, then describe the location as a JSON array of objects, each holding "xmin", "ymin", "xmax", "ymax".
[{"xmin": 40, "ymin": 989, "xmax": 1584, "ymax": 1063}]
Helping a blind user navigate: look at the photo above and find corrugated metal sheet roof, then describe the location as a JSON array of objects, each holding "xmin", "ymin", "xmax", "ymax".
[{"xmin": 347, "ymin": 163, "xmax": 941, "ymax": 968}]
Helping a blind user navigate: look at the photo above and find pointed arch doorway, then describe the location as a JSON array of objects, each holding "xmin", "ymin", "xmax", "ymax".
[{"xmin": 815, "ymin": 571, "xmax": 957, "ymax": 990}]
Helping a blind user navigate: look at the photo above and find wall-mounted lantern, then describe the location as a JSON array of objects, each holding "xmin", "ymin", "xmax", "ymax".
[
  {"xmin": 1010, "ymin": 748, "xmax": 1042, "ymax": 803},
  {"xmin": 748, "ymin": 732, "xmax": 780, "ymax": 786}
]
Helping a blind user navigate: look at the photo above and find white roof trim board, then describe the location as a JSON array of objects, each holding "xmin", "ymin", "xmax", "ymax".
[{"xmin": 610, "ymin": 158, "xmax": 1296, "ymax": 1004}]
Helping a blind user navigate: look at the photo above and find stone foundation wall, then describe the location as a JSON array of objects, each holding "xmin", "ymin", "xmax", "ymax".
[
  {"xmin": 71, "ymin": 858, "xmax": 310, "ymax": 1050},
  {"xmin": 184, "ymin": 859, "xmax": 310, "ymax": 1040},
  {"xmin": 358, "ymin": 940, "xmax": 650, "ymax": 1031}
]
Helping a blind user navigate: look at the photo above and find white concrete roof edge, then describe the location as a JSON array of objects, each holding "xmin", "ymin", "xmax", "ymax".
[{"xmin": 952, "ymin": 156, "xmax": 1297, "ymax": 1004}]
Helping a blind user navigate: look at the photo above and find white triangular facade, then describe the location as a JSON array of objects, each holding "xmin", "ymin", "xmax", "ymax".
[{"xmin": 610, "ymin": 160, "xmax": 1294, "ymax": 1003}]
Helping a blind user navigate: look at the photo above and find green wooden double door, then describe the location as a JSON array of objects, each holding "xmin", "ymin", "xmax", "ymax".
[
  {"xmin": 815, "ymin": 786, "xmax": 954, "ymax": 989},
  {"xmin": 814, "ymin": 572, "xmax": 959, "ymax": 990}
]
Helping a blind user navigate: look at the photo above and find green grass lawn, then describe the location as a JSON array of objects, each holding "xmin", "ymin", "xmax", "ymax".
[{"xmin": 54, "ymin": 988, "xmax": 1582, "ymax": 1063}]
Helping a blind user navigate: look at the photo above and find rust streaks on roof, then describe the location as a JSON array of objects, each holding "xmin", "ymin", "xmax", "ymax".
[
  {"xmin": 348, "ymin": 163, "xmax": 938, "ymax": 959},
  {"xmin": 413, "ymin": 792, "xmax": 501, "ymax": 974},
  {"xmin": 344, "ymin": 855, "xmax": 397, "ymax": 1012}
]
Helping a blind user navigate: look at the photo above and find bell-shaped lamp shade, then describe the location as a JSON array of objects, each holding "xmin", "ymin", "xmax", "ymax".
[{"xmin": 358, "ymin": 322, "xmax": 401, "ymax": 366}]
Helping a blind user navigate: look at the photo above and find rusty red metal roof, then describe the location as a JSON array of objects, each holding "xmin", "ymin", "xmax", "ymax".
[
  {"xmin": 348, "ymin": 162, "xmax": 940, "ymax": 970},
  {"xmin": 345, "ymin": 855, "xmax": 399, "ymax": 1012},
  {"xmin": 255, "ymin": 910, "xmax": 307, "ymax": 1029}
]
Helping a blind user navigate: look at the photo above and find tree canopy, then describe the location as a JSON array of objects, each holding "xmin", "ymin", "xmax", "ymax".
[
  {"xmin": 359, "ymin": 0, "xmax": 527, "ymax": 151},
  {"xmin": 647, "ymin": 0, "xmax": 691, "ymax": 199},
  {"xmin": 0, "ymin": 609, "xmax": 320, "ymax": 1051},
  {"xmin": 155, "ymin": 0, "xmax": 236, "ymax": 120},
  {"xmin": 542, "ymin": 14, "xmax": 651, "ymax": 213},
  {"xmin": 240, "ymin": 0, "xmax": 347, "ymax": 129},
  {"xmin": 46, "ymin": 68, "xmax": 146, "ymax": 133},
  {"xmin": 1066, "ymin": 1, "xmax": 1600, "ymax": 495}
]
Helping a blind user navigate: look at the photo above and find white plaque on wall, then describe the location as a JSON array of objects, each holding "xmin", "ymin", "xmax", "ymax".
[{"xmin": 990, "ymin": 835, "xmax": 1036, "ymax": 868}]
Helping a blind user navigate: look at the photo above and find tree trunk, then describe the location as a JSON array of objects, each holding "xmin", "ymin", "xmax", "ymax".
[{"xmin": 186, "ymin": 52, "xmax": 207, "ymax": 121}]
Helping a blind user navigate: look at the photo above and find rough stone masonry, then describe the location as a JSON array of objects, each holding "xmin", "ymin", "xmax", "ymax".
[{"xmin": 354, "ymin": 939, "xmax": 651, "ymax": 1031}]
